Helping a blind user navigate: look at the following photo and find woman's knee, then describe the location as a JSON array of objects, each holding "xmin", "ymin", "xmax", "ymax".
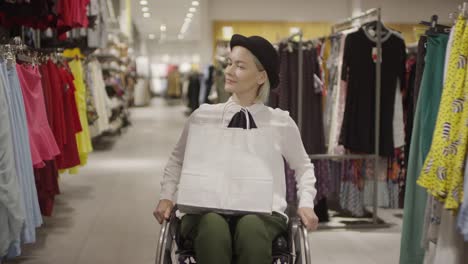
[
  {"xmin": 195, "ymin": 213, "xmax": 232, "ymax": 263},
  {"xmin": 234, "ymin": 215, "xmax": 271, "ymax": 264},
  {"xmin": 196, "ymin": 213, "xmax": 231, "ymax": 242},
  {"xmin": 234, "ymin": 214, "xmax": 269, "ymax": 244}
]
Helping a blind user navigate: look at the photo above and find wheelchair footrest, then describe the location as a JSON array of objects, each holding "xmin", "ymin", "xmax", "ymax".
[
  {"xmin": 176, "ymin": 253, "xmax": 292, "ymax": 264},
  {"xmin": 273, "ymin": 254, "xmax": 292, "ymax": 264},
  {"xmin": 177, "ymin": 250, "xmax": 196, "ymax": 264}
]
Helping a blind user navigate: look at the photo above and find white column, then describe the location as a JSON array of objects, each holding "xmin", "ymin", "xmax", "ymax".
[
  {"xmin": 198, "ymin": 0, "xmax": 214, "ymax": 66},
  {"xmin": 118, "ymin": 0, "xmax": 132, "ymax": 43}
]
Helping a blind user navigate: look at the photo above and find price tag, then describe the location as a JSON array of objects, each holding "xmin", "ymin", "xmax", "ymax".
[{"xmin": 372, "ymin": 47, "xmax": 382, "ymax": 63}]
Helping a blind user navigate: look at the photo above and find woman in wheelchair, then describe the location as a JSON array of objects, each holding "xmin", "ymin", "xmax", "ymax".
[{"xmin": 154, "ymin": 34, "xmax": 318, "ymax": 264}]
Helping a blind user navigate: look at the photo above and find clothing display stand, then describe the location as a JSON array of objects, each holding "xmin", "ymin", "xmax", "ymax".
[
  {"xmin": 277, "ymin": 31, "xmax": 305, "ymax": 132},
  {"xmin": 305, "ymin": 8, "xmax": 386, "ymax": 226},
  {"xmin": 291, "ymin": 31, "xmax": 304, "ymax": 133}
]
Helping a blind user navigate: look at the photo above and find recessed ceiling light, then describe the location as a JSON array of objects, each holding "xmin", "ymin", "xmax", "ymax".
[
  {"xmin": 148, "ymin": 34, "xmax": 155, "ymax": 39},
  {"xmin": 192, "ymin": 1, "xmax": 199, "ymax": 6},
  {"xmin": 142, "ymin": 6, "xmax": 149, "ymax": 12},
  {"xmin": 189, "ymin": 7, "xmax": 196, "ymax": 12},
  {"xmin": 160, "ymin": 24, "xmax": 167, "ymax": 31},
  {"xmin": 140, "ymin": 0, "xmax": 148, "ymax": 5},
  {"xmin": 185, "ymin": 17, "xmax": 192, "ymax": 22},
  {"xmin": 178, "ymin": 34, "xmax": 184, "ymax": 40},
  {"xmin": 143, "ymin": 12, "xmax": 151, "ymax": 18},
  {"xmin": 186, "ymin": 13, "xmax": 194, "ymax": 18}
]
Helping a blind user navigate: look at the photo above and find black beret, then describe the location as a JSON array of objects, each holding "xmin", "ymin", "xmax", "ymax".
[{"xmin": 230, "ymin": 34, "xmax": 280, "ymax": 89}]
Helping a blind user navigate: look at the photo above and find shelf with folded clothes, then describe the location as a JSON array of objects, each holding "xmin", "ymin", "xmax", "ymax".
[{"xmin": 94, "ymin": 53, "xmax": 124, "ymax": 63}]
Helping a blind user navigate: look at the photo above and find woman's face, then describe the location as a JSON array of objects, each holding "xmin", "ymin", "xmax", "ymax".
[{"xmin": 224, "ymin": 46, "xmax": 266, "ymax": 95}]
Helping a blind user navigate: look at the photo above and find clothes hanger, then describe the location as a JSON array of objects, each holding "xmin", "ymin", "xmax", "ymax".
[
  {"xmin": 361, "ymin": 19, "xmax": 390, "ymax": 37},
  {"xmin": 0, "ymin": 45, "xmax": 16, "ymax": 68},
  {"xmin": 461, "ymin": 2, "xmax": 468, "ymax": 18},
  {"xmin": 16, "ymin": 47, "xmax": 38, "ymax": 66},
  {"xmin": 420, "ymin": 15, "xmax": 451, "ymax": 36}
]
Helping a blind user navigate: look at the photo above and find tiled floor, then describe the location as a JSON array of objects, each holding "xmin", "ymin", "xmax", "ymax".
[{"xmin": 6, "ymin": 98, "xmax": 403, "ymax": 264}]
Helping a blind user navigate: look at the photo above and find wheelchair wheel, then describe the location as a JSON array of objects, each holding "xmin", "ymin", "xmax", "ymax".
[
  {"xmin": 294, "ymin": 223, "xmax": 311, "ymax": 264},
  {"xmin": 156, "ymin": 220, "xmax": 174, "ymax": 264}
]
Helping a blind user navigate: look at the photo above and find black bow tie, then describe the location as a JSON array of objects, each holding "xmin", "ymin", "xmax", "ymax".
[{"xmin": 227, "ymin": 110, "xmax": 257, "ymax": 129}]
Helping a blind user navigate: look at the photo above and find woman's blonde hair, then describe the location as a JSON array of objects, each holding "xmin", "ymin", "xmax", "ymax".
[{"xmin": 252, "ymin": 56, "xmax": 271, "ymax": 104}]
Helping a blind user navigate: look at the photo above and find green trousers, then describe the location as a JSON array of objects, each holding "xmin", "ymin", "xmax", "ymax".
[{"xmin": 180, "ymin": 212, "xmax": 287, "ymax": 264}]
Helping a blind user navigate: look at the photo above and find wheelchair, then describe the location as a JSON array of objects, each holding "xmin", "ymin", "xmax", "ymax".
[
  {"xmin": 155, "ymin": 160, "xmax": 312, "ymax": 264},
  {"xmin": 155, "ymin": 204, "xmax": 312, "ymax": 264}
]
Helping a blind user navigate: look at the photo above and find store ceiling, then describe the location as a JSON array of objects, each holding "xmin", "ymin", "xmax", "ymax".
[{"xmin": 131, "ymin": 0, "xmax": 201, "ymax": 43}]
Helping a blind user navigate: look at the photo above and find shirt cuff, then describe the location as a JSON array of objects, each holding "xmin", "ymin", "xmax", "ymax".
[
  {"xmin": 159, "ymin": 187, "xmax": 176, "ymax": 202},
  {"xmin": 298, "ymin": 193, "xmax": 315, "ymax": 209}
]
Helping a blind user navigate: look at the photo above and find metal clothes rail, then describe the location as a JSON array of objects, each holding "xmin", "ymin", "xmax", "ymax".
[{"xmin": 301, "ymin": 8, "xmax": 383, "ymax": 225}]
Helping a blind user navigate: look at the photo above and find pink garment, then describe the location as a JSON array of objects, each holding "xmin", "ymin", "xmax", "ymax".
[{"xmin": 16, "ymin": 64, "xmax": 60, "ymax": 168}]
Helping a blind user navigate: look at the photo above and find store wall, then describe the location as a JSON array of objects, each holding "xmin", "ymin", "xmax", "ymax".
[
  {"xmin": 211, "ymin": 0, "xmax": 460, "ymax": 48},
  {"xmin": 362, "ymin": 0, "xmax": 460, "ymax": 24},
  {"xmin": 144, "ymin": 0, "xmax": 460, "ymax": 66},
  {"xmin": 212, "ymin": 21, "xmax": 426, "ymax": 44},
  {"xmin": 210, "ymin": 0, "xmax": 349, "ymax": 22},
  {"xmin": 210, "ymin": 0, "xmax": 460, "ymax": 24},
  {"xmin": 213, "ymin": 21, "xmax": 332, "ymax": 43},
  {"xmin": 148, "ymin": 41, "xmax": 201, "ymax": 64}
]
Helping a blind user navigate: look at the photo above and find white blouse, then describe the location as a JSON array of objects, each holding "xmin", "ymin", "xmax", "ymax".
[{"xmin": 160, "ymin": 98, "xmax": 317, "ymax": 213}]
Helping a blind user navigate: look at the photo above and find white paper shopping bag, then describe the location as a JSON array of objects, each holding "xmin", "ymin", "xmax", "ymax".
[{"xmin": 176, "ymin": 115, "xmax": 284, "ymax": 214}]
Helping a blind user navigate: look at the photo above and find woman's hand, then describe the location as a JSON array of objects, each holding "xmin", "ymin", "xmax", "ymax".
[
  {"xmin": 153, "ymin": 199, "xmax": 174, "ymax": 224},
  {"xmin": 297, "ymin": 207, "xmax": 319, "ymax": 231}
]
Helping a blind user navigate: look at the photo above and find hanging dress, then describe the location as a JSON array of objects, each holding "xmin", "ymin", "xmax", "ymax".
[
  {"xmin": 16, "ymin": 64, "xmax": 60, "ymax": 168},
  {"xmin": 1, "ymin": 62, "xmax": 42, "ymax": 257},
  {"xmin": 62, "ymin": 48, "xmax": 93, "ymax": 174},
  {"xmin": 55, "ymin": 64, "xmax": 82, "ymax": 170},
  {"xmin": 0, "ymin": 61, "xmax": 24, "ymax": 258},
  {"xmin": 399, "ymin": 33, "xmax": 448, "ymax": 264},
  {"xmin": 417, "ymin": 16, "xmax": 468, "ymax": 210}
]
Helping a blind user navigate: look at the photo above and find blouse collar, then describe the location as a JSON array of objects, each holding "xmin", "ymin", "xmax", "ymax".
[{"xmin": 226, "ymin": 96, "xmax": 265, "ymax": 114}]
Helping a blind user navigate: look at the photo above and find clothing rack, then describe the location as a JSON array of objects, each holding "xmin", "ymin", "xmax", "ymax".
[
  {"xmin": 291, "ymin": 31, "xmax": 304, "ymax": 133},
  {"xmin": 277, "ymin": 31, "xmax": 304, "ymax": 132},
  {"xmin": 305, "ymin": 8, "xmax": 383, "ymax": 225},
  {"xmin": 332, "ymin": 8, "xmax": 379, "ymax": 33}
]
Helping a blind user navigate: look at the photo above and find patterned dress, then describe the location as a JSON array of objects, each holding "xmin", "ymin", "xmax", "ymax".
[{"xmin": 417, "ymin": 16, "xmax": 468, "ymax": 210}]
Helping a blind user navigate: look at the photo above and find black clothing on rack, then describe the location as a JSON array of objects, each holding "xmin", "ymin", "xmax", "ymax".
[
  {"xmin": 339, "ymin": 28, "xmax": 406, "ymax": 156},
  {"xmin": 302, "ymin": 47, "xmax": 326, "ymax": 154},
  {"xmin": 204, "ymin": 65, "xmax": 215, "ymax": 104},
  {"xmin": 188, "ymin": 73, "xmax": 201, "ymax": 112},
  {"xmin": 276, "ymin": 42, "xmax": 326, "ymax": 155}
]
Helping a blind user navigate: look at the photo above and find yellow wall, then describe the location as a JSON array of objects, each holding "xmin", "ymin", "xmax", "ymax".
[
  {"xmin": 213, "ymin": 20, "xmax": 426, "ymax": 53},
  {"xmin": 386, "ymin": 23, "xmax": 427, "ymax": 44},
  {"xmin": 213, "ymin": 21, "xmax": 332, "ymax": 43}
]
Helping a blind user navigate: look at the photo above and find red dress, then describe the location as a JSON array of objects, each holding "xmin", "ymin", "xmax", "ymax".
[
  {"xmin": 39, "ymin": 61, "xmax": 67, "ymax": 152},
  {"xmin": 35, "ymin": 61, "xmax": 71, "ymax": 216},
  {"xmin": 16, "ymin": 64, "xmax": 60, "ymax": 168},
  {"xmin": 34, "ymin": 160, "xmax": 60, "ymax": 216},
  {"xmin": 56, "ymin": 0, "xmax": 90, "ymax": 39},
  {"xmin": 55, "ymin": 64, "xmax": 82, "ymax": 170}
]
